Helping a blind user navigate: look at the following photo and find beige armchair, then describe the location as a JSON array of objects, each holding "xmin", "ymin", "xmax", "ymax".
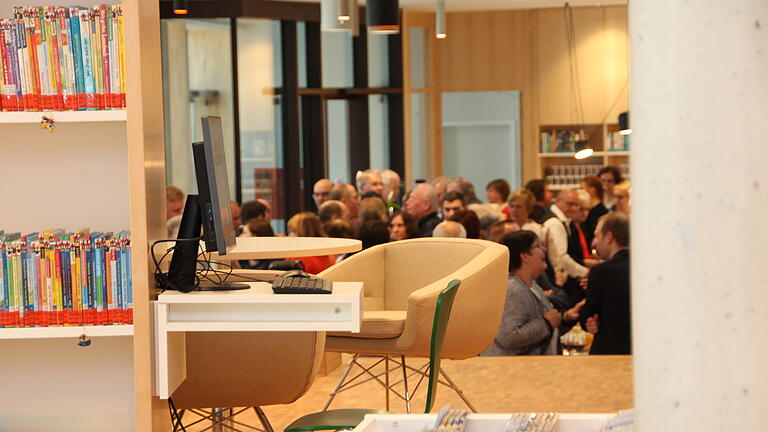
[
  {"xmin": 317, "ymin": 237, "xmax": 509, "ymax": 412},
  {"xmin": 169, "ymin": 331, "xmax": 325, "ymax": 432}
]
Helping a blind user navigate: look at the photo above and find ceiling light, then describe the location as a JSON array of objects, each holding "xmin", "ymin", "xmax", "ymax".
[
  {"xmin": 173, "ymin": 0, "xmax": 188, "ymax": 15},
  {"xmin": 618, "ymin": 111, "xmax": 632, "ymax": 135},
  {"xmin": 367, "ymin": 0, "xmax": 400, "ymax": 34},
  {"xmin": 574, "ymin": 137, "xmax": 593, "ymax": 160},
  {"xmin": 337, "ymin": 0, "xmax": 351, "ymax": 22},
  {"xmin": 436, "ymin": 0, "xmax": 446, "ymax": 39},
  {"xmin": 322, "ymin": 0, "xmax": 358, "ymax": 35}
]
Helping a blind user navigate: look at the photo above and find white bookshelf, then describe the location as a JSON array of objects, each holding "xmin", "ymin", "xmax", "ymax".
[
  {"xmin": 0, "ymin": 325, "xmax": 134, "ymax": 339},
  {"xmin": 0, "ymin": 110, "xmax": 127, "ymax": 124}
]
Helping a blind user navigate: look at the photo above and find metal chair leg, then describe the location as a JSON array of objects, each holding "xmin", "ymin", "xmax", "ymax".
[
  {"xmin": 253, "ymin": 406, "xmax": 275, "ymax": 432},
  {"xmin": 168, "ymin": 397, "xmax": 188, "ymax": 432},
  {"xmin": 323, "ymin": 353, "xmax": 360, "ymax": 411},
  {"xmin": 385, "ymin": 356, "xmax": 390, "ymax": 411},
  {"xmin": 439, "ymin": 367, "xmax": 478, "ymax": 413},
  {"xmin": 400, "ymin": 355, "xmax": 412, "ymax": 413}
]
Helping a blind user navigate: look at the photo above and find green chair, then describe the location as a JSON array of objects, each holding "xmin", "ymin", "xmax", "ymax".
[{"xmin": 284, "ymin": 280, "xmax": 462, "ymax": 432}]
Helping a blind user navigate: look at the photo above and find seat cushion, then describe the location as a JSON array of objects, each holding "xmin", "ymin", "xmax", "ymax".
[
  {"xmin": 328, "ymin": 310, "xmax": 407, "ymax": 339},
  {"xmin": 285, "ymin": 408, "xmax": 389, "ymax": 432}
]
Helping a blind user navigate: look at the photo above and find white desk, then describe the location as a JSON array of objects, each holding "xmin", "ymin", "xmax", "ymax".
[
  {"xmin": 153, "ymin": 281, "xmax": 362, "ymax": 399},
  {"xmin": 211, "ymin": 237, "xmax": 362, "ymax": 260}
]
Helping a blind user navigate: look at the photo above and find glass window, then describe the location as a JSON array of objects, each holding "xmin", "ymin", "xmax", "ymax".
[
  {"xmin": 327, "ymin": 100, "xmax": 350, "ymax": 183},
  {"xmin": 410, "ymin": 93, "xmax": 428, "ymax": 182},
  {"xmin": 236, "ymin": 18, "xmax": 284, "ymax": 230},
  {"xmin": 409, "ymin": 27, "xmax": 427, "ymax": 89},
  {"xmin": 369, "ymin": 94, "xmax": 390, "ymax": 170},
  {"xmin": 321, "ymin": 31, "xmax": 354, "ymax": 88},
  {"xmin": 367, "ymin": 33, "xmax": 390, "ymax": 87},
  {"xmin": 161, "ymin": 18, "xmax": 236, "ymax": 201}
]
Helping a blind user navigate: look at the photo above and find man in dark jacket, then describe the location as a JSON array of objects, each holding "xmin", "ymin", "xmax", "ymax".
[{"xmin": 564, "ymin": 212, "xmax": 631, "ymax": 354}]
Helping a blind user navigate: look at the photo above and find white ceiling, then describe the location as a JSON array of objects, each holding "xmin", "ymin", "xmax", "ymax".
[{"xmin": 278, "ymin": 0, "xmax": 627, "ymax": 12}]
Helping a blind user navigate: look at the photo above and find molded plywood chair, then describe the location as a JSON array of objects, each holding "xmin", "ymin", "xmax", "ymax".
[
  {"xmin": 317, "ymin": 238, "xmax": 509, "ymax": 413},
  {"xmin": 168, "ymin": 331, "xmax": 325, "ymax": 432},
  {"xmin": 284, "ymin": 280, "xmax": 461, "ymax": 432}
]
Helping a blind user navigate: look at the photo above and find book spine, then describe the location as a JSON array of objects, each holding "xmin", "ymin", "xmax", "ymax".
[
  {"xmin": 44, "ymin": 8, "xmax": 59, "ymax": 111},
  {"xmin": 87, "ymin": 236, "xmax": 96, "ymax": 325},
  {"xmin": 117, "ymin": 5, "xmax": 125, "ymax": 108},
  {"xmin": 23, "ymin": 8, "xmax": 41, "ymax": 111},
  {"xmin": 125, "ymin": 237, "xmax": 132, "ymax": 323},
  {"xmin": 97, "ymin": 4, "xmax": 110, "ymax": 110},
  {"xmin": 68, "ymin": 8, "xmax": 85, "ymax": 110},
  {"xmin": 57, "ymin": 8, "xmax": 74, "ymax": 111},
  {"xmin": 7, "ymin": 20, "xmax": 23, "ymax": 111},
  {"xmin": 8, "ymin": 243, "xmax": 16, "ymax": 327},
  {"xmin": 49, "ymin": 7, "xmax": 64, "ymax": 111},
  {"xmin": 44, "ymin": 235, "xmax": 53, "ymax": 327},
  {"xmin": 71, "ymin": 236, "xmax": 81, "ymax": 326},
  {"xmin": 1, "ymin": 21, "xmax": 18, "ymax": 110},
  {"xmin": 34, "ymin": 8, "xmax": 51, "ymax": 111},
  {"xmin": 107, "ymin": 5, "xmax": 116, "ymax": 110},
  {"xmin": 78, "ymin": 9, "xmax": 95, "ymax": 110},
  {"xmin": 62, "ymin": 239, "xmax": 72, "ymax": 326},
  {"xmin": 88, "ymin": 9, "xmax": 102, "ymax": 110},
  {"xmin": 13, "ymin": 9, "xmax": 30, "ymax": 112}
]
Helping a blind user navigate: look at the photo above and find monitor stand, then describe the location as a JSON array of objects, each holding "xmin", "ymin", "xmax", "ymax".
[
  {"xmin": 164, "ymin": 194, "xmax": 251, "ymax": 293},
  {"xmin": 188, "ymin": 281, "xmax": 250, "ymax": 291}
]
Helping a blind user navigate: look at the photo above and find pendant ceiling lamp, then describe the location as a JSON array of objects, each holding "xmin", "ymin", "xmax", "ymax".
[
  {"xmin": 173, "ymin": 0, "xmax": 188, "ymax": 15},
  {"xmin": 321, "ymin": 0, "xmax": 359, "ymax": 36},
  {"xmin": 367, "ymin": 0, "xmax": 400, "ymax": 34},
  {"xmin": 435, "ymin": 0, "xmax": 446, "ymax": 39},
  {"xmin": 618, "ymin": 111, "xmax": 631, "ymax": 135},
  {"xmin": 337, "ymin": 0, "xmax": 351, "ymax": 22}
]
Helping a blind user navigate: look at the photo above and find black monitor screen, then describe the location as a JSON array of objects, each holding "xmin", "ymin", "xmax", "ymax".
[{"xmin": 197, "ymin": 116, "xmax": 236, "ymax": 255}]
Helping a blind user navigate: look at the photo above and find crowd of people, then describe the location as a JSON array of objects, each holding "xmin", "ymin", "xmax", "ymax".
[{"xmin": 166, "ymin": 165, "xmax": 632, "ymax": 356}]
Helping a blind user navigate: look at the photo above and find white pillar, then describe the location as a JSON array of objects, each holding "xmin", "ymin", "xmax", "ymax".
[{"xmin": 631, "ymin": 1, "xmax": 768, "ymax": 430}]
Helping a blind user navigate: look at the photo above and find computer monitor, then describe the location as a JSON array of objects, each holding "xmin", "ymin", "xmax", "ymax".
[{"xmin": 163, "ymin": 116, "xmax": 248, "ymax": 292}]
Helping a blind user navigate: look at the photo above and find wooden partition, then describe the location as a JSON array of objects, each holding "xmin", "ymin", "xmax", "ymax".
[{"xmin": 419, "ymin": 5, "xmax": 628, "ymax": 183}]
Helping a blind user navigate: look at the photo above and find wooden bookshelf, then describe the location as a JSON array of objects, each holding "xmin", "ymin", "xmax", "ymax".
[
  {"xmin": 0, "ymin": 1, "xmax": 167, "ymax": 431},
  {"xmin": 538, "ymin": 123, "xmax": 630, "ymax": 184}
]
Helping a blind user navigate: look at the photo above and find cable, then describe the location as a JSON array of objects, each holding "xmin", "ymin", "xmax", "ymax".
[{"xmin": 151, "ymin": 237, "xmax": 202, "ymax": 293}]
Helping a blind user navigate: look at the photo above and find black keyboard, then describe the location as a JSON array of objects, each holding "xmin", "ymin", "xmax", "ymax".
[{"xmin": 271, "ymin": 276, "xmax": 333, "ymax": 294}]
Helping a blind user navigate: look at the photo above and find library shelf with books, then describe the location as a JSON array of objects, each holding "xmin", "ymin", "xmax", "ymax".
[
  {"xmin": 0, "ymin": 324, "xmax": 133, "ymax": 339},
  {"xmin": 0, "ymin": 1, "xmax": 166, "ymax": 431},
  {"xmin": 538, "ymin": 122, "xmax": 630, "ymax": 182},
  {"xmin": 0, "ymin": 109, "xmax": 127, "ymax": 123}
]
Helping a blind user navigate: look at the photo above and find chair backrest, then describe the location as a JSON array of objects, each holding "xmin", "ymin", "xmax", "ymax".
[
  {"xmin": 424, "ymin": 279, "xmax": 460, "ymax": 413},
  {"xmin": 171, "ymin": 331, "xmax": 325, "ymax": 409}
]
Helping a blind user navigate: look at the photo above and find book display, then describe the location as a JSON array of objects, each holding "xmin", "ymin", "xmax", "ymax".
[
  {"xmin": 538, "ymin": 123, "xmax": 630, "ymax": 183},
  {"xmin": 0, "ymin": 230, "xmax": 133, "ymax": 328},
  {"xmin": 0, "ymin": 4, "xmax": 126, "ymax": 112},
  {"xmin": 0, "ymin": 0, "xmax": 164, "ymax": 430}
]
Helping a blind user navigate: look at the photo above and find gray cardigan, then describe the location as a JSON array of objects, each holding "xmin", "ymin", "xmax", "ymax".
[{"xmin": 482, "ymin": 274, "xmax": 558, "ymax": 356}]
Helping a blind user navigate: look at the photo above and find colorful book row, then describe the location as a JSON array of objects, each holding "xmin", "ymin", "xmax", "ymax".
[
  {"xmin": 607, "ymin": 131, "xmax": 630, "ymax": 151},
  {"xmin": 0, "ymin": 230, "xmax": 132, "ymax": 328},
  {"xmin": 540, "ymin": 130, "xmax": 585, "ymax": 153},
  {"xmin": 0, "ymin": 4, "xmax": 125, "ymax": 112}
]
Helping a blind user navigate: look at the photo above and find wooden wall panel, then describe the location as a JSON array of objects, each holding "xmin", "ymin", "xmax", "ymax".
[
  {"xmin": 538, "ymin": 6, "xmax": 628, "ymax": 125},
  {"xmin": 430, "ymin": 5, "xmax": 627, "ymax": 182},
  {"xmin": 437, "ymin": 10, "xmax": 539, "ymax": 182},
  {"xmin": 439, "ymin": 10, "xmax": 536, "ymax": 92}
]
